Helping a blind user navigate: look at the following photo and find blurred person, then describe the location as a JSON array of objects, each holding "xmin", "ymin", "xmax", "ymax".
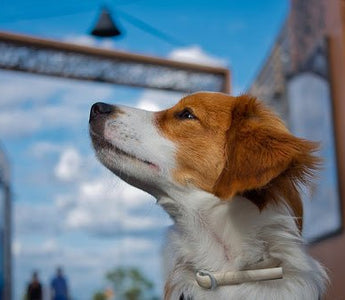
[
  {"xmin": 27, "ymin": 271, "xmax": 42, "ymax": 300},
  {"xmin": 50, "ymin": 267, "xmax": 69, "ymax": 300}
]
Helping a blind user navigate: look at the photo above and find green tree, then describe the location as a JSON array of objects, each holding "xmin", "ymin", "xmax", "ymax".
[
  {"xmin": 92, "ymin": 291, "xmax": 107, "ymax": 300},
  {"xmin": 105, "ymin": 267, "xmax": 156, "ymax": 300}
]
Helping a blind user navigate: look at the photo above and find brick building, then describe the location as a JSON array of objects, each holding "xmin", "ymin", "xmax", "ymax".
[
  {"xmin": 249, "ymin": 0, "xmax": 327, "ymax": 121},
  {"xmin": 249, "ymin": 1, "xmax": 345, "ymax": 298}
]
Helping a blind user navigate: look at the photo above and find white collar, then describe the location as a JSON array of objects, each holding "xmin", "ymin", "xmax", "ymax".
[{"xmin": 196, "ymin": 258, "xmax": 283, "ymax": 290}]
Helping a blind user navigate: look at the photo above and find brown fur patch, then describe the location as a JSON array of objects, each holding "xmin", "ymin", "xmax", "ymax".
[
  {"xmin": 156, "ymin": 92, "xmax": 233, "ymax": 193},
  {"xmin": 213, "ymin": 95, "xmax": 320, "ymax": 230}
]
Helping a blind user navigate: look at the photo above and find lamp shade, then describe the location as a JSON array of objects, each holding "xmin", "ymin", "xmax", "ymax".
[{"xmin": 91, "ymin": 8, "xmax": 121, "ymax": 37}]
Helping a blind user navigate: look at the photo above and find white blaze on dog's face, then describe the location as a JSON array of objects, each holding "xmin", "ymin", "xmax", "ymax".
[
  {"xmin": 90, "ymin": 92, "xmax": 319, "ymax": 229},
  {"xmin": 89, "ymin": 102, "xmax": 176, "ymax": 196}
]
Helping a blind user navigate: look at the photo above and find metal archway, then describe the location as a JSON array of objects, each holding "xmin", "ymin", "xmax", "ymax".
[{"xmin": 0, "ymin": 31, "xmax": 230, "ymax": 94}]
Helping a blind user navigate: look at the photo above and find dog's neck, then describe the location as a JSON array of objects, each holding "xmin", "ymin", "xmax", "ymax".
[{"xmin": 159, "ymin": 190, "xmax": 279, "ymax": 272}]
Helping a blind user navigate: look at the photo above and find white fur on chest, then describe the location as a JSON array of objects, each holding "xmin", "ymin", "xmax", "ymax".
[{"xmin": 161, "ymin": 193, "xmax": 327, "ymax": 300}]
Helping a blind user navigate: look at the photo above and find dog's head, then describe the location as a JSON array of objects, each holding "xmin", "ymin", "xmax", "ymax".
[{"xmin": 89, "ymin": 92, "xmax": 319, "ymax": 228}]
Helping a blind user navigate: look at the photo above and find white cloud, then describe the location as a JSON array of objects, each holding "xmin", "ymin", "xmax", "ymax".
[
  {"xmin": 30, "ymin": 239, "xmax": 60, "ymax": 257},
  {"xmin": 55, "ymin": 194, "xmax": 75, "ymax": 210},
  {"xmin": 63, "ymin": 34, "xmax": 116, "ymax": 49},
  {"xmin": 14, "ymin": 202, "xmax": 62, "ymax": 235},
  {"xmin": 0, "ymin": 72, "xmax": 65, "ymax": 108},
  {"xmin": 29, "ymin": 141, "xmax": 63, "ymax": 158},
  {"xmin": 0, "ymin": 72, "xmax": 115, "ymax": 138},
  {"xmin": 61, "ymin": 174, "xmax": 171, "ymax": 236},
  {"xmin": 0, "ymin": 111, "xmax": 42, "ymax": 137},
  {"xmin": 169, "ymin": 45, "xmax": 227, "ymax": 67},
  {"xmin": 12, "ymin": 240, "xmax": 22, "ymax": 257},
  {"xmin": 117, "ymin": 237, "xmax": 155, "ymax": 252},
  {"xmin": 135, "ymin": 89, "xmax": 182, "ymax": 112},
  {"xmin": 136, "ymin": 99, "xmax": 161, "ymax": 111},
  {"xmin": 54, "ymin": 148, "xmax": 82, "ymax": 181},
  {"xmin": 14, "ymin": 143, "xmax": 170, "ymax": 238},
  {"xmin": 15, "ymin": 146, "xmax": 170, "ymax": 239}
]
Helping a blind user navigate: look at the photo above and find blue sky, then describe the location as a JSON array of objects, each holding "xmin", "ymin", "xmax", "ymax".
[
  {"xmin": 0, "ymin": 0, "xmax": 289, "ymax": 91},
  {"xmin": 0, "ymin": 1, "xmax": 294, "ymax": 299}
]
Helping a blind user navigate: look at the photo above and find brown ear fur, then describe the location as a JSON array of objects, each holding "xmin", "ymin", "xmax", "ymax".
[{"xmin": 213, "ymin": 95, "xmax": 320, "ymax": 229}]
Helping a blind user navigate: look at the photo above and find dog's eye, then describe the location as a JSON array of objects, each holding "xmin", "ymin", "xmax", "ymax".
[{"xmin": 176, "ymin": 108, "xmax": 197, "ymax": 120}]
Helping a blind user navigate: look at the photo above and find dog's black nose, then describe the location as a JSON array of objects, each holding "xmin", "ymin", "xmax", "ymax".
[{"xmin": 89, "ymin": 102, "xmax": 113, "ymax": 122}]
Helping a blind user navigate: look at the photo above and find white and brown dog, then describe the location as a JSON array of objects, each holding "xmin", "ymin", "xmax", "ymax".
[{"xmin": 89, "ymin": 92, "xmax": 328, "ymax": 300}]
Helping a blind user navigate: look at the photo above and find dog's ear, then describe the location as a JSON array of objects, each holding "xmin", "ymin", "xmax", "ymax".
[{"xmin": 213, "ymin": 95, "xmax": 320, "ymax": 200}]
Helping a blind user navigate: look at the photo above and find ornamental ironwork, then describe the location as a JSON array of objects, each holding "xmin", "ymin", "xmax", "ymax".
[{"xmin": 0, "ymin": 31, "xmax": 230, "ymax": 93}]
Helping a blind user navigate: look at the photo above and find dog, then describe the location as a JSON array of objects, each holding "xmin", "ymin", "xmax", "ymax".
[{"xmin": 89, "ymin": 92, "xmax": 328, "ymax": 300}]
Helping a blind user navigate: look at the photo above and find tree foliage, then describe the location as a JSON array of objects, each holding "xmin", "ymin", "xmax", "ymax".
[
  {"xmin": 93, "ymin": 291, "xmax": 107, "ymax": 300},
  {"xmin": 93, "ymin": 266, "xmax": 158, "ymax": 300}
]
